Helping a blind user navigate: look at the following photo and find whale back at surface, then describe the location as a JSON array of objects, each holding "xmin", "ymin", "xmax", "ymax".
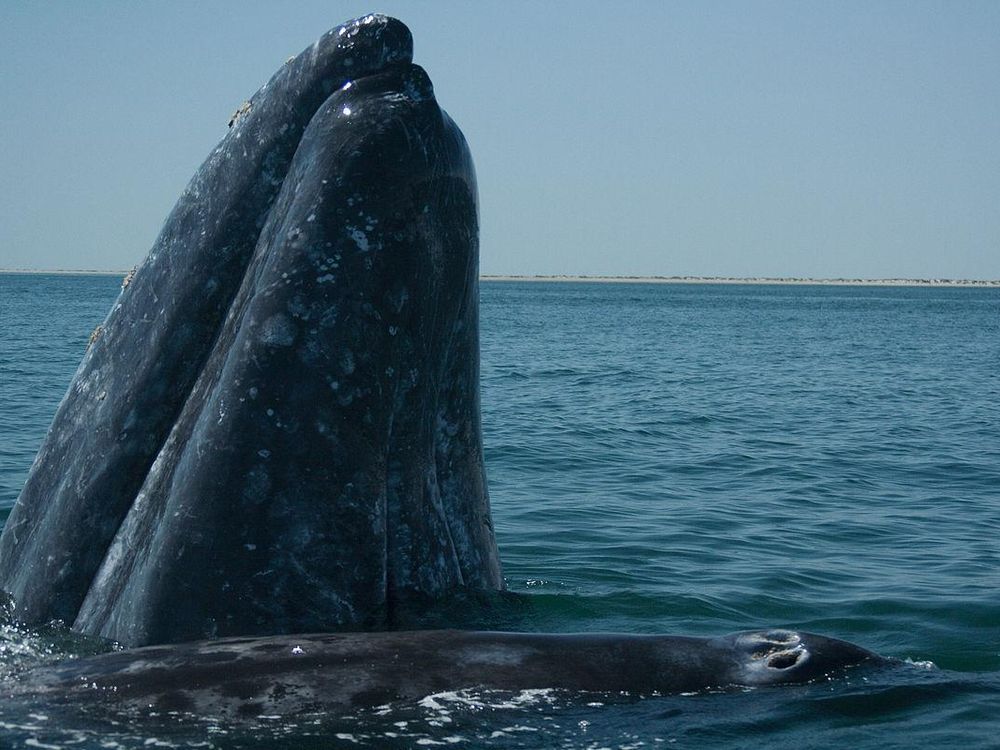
[{"xmin": 14, "ymin": 629, "xmax": 885, "ymax": 718}]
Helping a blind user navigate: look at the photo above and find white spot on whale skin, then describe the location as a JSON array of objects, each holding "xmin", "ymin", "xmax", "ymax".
[
  {"xmin": 286, "ymin": 227, "xmax": 306, "ymax": 249},
  {"xmin": 244, "ymin": 467, "xmax": 270, "ymax": 505},
  {"xmin": 342, "ymin": 106, "xmax": 352, "ymax": 116},
  {"xmin": 317, "ymin": 274, "xmax": 335, "ymax": 283},
  {"xmin": 339, "ymin": 350, "xmax": 356, "ymax": 375},
  {"xmin": 350, "ymin": 229, "xmax": 369, "ymax": 252},
  {"xmin": 260, "ymin": 314, "xmax": 296, "ymax": 346}
]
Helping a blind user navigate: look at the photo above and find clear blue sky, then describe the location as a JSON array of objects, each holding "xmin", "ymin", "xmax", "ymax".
[{"xmin": 1, "ymin": 1, "xmax": 998, "ymax": 278}]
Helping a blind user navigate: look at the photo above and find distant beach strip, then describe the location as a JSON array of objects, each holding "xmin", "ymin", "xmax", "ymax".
[
  {"xmin": 483, "ymin": 275, "xmax": 1000, "ymax": 287},
  {"xmin": 2, "ymin": 269, "xmax": 999, "ymax": 287}
]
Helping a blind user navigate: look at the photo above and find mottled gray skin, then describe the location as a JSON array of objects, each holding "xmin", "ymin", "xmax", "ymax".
[
  {"xmin": 0, "ymin": 15, "xmax": 501, "ymax": 645},
  {"xmin": 16, "ymin": 629, "xmax": 884, "ymax": 718}
]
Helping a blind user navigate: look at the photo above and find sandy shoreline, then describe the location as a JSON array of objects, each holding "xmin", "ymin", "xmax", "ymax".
[
  {"xmin": 481, "ymin": 275, "xmax": 1000, "ymax": 288},
  {"xmin": 2, "ymin": 269, "xmax": 998, "ymax": 288}
]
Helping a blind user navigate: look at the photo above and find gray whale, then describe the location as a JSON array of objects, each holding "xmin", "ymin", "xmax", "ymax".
[
  {"xmin": 0, "ymin": 14, "xmax": 501, "ymax": 647},
  {"xmin": 16, "ymin": 628, "xmax": 883, "ymax": 717},
  {"xmin": 0, "ymin": 13, "xmax": 886, "ymax": 711}
]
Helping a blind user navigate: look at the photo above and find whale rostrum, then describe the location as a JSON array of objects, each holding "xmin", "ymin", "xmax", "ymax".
[{"xmin": 0, "ymin": 13, "xmax": 501, "ymax": 647}]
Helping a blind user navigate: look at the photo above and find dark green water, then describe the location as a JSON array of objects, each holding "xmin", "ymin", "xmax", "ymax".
[{"xmin": 1, "ymin": 274, "xmax": 998, "ymax": 748}]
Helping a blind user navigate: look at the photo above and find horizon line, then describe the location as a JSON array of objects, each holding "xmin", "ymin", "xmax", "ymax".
[{"xmin": 2, "ymin": 268, "xmax": 998, "ymax": 287}]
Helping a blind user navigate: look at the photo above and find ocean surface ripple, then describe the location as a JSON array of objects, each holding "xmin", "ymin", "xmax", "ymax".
[{"xmin": 1, "ymin": 274, "xmax": 998, "ymax": 748}]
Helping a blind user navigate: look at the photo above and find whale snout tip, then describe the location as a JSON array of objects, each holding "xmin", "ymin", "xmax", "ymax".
[{"xmin": 331, "ymin": 14, "xmax": 413, "ymax": 63}]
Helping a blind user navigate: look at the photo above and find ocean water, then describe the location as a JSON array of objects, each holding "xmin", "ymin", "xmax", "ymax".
[{"xmin": 0, "ymin": 273, "xmax": 998, "ymax": 748}]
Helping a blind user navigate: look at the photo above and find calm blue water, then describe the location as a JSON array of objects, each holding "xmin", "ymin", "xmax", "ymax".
[{"xmin": 1, "ymin": 273, "xmax": 998, "ymax": 748}]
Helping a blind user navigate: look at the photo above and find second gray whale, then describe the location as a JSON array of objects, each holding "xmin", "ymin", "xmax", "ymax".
[{"xmin": 16, "ymin": 628, "xmax": 884, "ymax": 717}]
